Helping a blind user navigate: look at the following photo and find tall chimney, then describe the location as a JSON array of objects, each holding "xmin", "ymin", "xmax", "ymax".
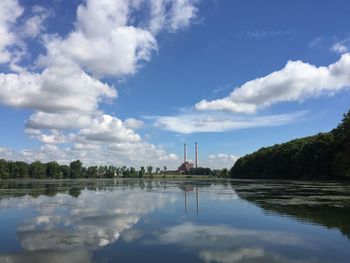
[
  {"xmin": 184, "ymin": 143, "xmax": 187, "ymax": 163},
  {"xmin": 195, "ymin": 142, "xmax": 198, "ymax": 168}
]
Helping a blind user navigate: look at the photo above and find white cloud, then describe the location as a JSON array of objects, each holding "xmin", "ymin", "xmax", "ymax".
[
  {"xmin": 77, "ymin": 114, "xmax": 141, "ymax": 143},
  {"xmin": 0, "ymin": 61, "xmax": 116, "ymax": 114},
  {"xmin": 21, "ymin": 6, "xmax": 51, "ymax": 38},
  {"xmin": 0, "ymin": 0, "xmax": 23, "ymax": 63},
  {"xmin": 149, "ymin": 0, "xmax": 198, "ymax": 33},
  {"xmin": 108, "ymin": 141, "xmax": 179, "ymax": 164},
  {"xmin": 330, "ymin": 38, "xmax": 350, "ymax": 54},
  {"xmin": 39, "ymin": 0, "xmax": 198, "ymax": 77},
  {"xmin": 331, "ymin": 43, "xmax": 348, "ymax": 54},
  {"xmin": 0, "ymin": 0, "xmax": 199, "ymax": 168},
  {"xmin": 124, "ymin": 118, "xmax": 144, "ymax": 129},
  {"xmin": 169, "ymin": 0, "xmax": 198, "ymax": 31},
  {"xmin": 0, "ymin": 138, "xmax": 180, "ymax": 169},
  {"xmin": 26, "ymin": 112, "xmax": 93, "ymax": 130},
  {"xmin": 53, "ymin": 26, "xmax": 157, "ymax": 78},
  {"xmin": 153, "ymin": 111, "xmax": 304, "ymax": 134},
  {"xmin": 34, "ymin": 131, "xmax": 66, "ymax": 145},
  {"xmin": 195, "ymin": 53, "xmax": 350, "ymax": 113},
  {"xmin": 204, "ymin": 154, "xmax": 239, "ymax": 169}
]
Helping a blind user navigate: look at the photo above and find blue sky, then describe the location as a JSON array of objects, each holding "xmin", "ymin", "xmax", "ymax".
[{"xmin": 0, "ymin": 0, "xmax": 350, "ymax": 169}]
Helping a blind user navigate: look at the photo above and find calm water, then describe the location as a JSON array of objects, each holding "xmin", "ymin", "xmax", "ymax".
[{"xmin": 0, "ymin": 179, "xmax": 349, "ymax": 263}]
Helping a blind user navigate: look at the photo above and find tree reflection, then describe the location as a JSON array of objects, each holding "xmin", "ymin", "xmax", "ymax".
[{"xmin": 231, "ymin": 180, "xmax": 350, "ymax": 238}]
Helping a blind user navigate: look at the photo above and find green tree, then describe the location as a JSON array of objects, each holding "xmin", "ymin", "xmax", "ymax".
[
  {"xmin": 122, "ymin": 167, "xmax": 130, "ymax": 177},
  {"xmin": 106, "ymin": 166, "xmax": 117, "ymax": 178},
  {"xmin": 29, "ymin": 161, "xmax": 46, "ymax": 178},
  {"xmin": 87, "ymin": 166, "xmax": 98, "ymax": 178},
  {"xmin": 332, "ymin": 110, "xmax": 350, "ymax": 177},
  {"xmin": 139, "ymin": 166, "xmax": 145, "ymax": 178},
  {"xmin": 230, "ymin": 110, "xmax": 350, "ymax": 180},
  {"xmin": 60, "ymin": 165, "xmax": 71, "ymax": 178},
  {"xmin": 68, "ymin": 187, "xmax": 82, "ymax": 198},
  {"xmin": 97, "ymin": 166, "xmax": 107, "ymax": 178},
  {"xmin": 147, "ymin": 166, "xmax": 153, "ymax": 174},
  {"xmin": 9, "ymin": 161, "xmax": 29, "ymax": 178},
  {"xmin": 46, "ymin": 161, "xmax": 61, "ymax": 178},
  {"xmin": 70, "ymin": 160, "xmax": 83, "ymax": 178},
  {"xmin": 129, "ymin": 167, "xmax": 137, "ymax": 177},
  {"xmin": 116, "ymin": 167, "xmax": 121, "ymax": 177},
  {"xmin": 0, "ymin": 159, "xmax": 10, "ymax": 179},
  {"xmin": 220, "ymin": 168, "xmax": 229, "ymax": 178}
]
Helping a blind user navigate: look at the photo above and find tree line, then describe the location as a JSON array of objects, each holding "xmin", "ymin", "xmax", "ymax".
[
  {"xmin": 185, "ymin": 167, "xmax": 230, "ymax": 177},
  {"xmin": 0, "ymin": 157, "xmax": 233, "ymax": 179},
  {"xmin": 0, "ymin": 160, "xmax": 173, "ymax": 179},
  {"xmin": 230, "ymin": 110, "xmax": 350, "ymax": 180}
]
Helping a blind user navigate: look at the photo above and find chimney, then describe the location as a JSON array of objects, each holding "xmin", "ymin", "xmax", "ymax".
[
  {"xmin": 184, "ymin": 143, "xmax": 187, "ymax": 163},
  {"xmin": 195, "ymin": 142, "xmax": 198, "ymax": 168}
]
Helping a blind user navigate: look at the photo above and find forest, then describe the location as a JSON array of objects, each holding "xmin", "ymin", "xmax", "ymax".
[{"xmin": 230, "ymin": 110, "xmax": 350, "ymax": 180}]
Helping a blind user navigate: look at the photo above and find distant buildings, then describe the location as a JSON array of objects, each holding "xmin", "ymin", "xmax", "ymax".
[
  {"xmin": 178, "ymin": 143, "xmax": 198, "ymax": 173},
  {"xmin": 178, "ymin": 162, "xmax": 193, "ymax": 173}
]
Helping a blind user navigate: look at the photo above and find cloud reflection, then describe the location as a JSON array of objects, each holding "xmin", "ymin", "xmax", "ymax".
[
  {"xmin": 0, "ymin": 187, "xmax": 174, "ymax": 262},
  {"xmin": 152, "ymin": 222, "xmax": 320, "ymax": 263}
]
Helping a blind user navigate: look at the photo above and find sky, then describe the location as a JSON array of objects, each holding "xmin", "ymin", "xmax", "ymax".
[{"xmin": 0, "ymin": 0, "xmax": 350, "ymax": 170}]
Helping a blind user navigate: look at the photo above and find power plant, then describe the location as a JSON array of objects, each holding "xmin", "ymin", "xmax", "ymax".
[{"xmin": 178, "ymin": 142, "xmax": 198, "ymax": 173}]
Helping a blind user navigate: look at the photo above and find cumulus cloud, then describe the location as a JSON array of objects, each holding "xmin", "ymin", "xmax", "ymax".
[
  {"xmin": 0, "ymin": 0, "xmax": 199, "ymax": 167},
  {"xmin": 26, "ymin": 112, "xmax": 93, "ymax": 130},
  {"xmin": 152, "ymin": 111, "xmax": 304, "ymax": 134},
  {"xmin": 77, "ymin": 115, "xmax": 141, "ymax": 143},
  {"xmin": 108, "ymin": 141, "xmax": 178, "ymax": 164},
  {"xmin": 34, "ymin": 131, "xmax": 66, "ymax": 145},
  {"xmin": 0, "ymin": 0, "xmax": 23, "ymax": 64},
  {"xmin": 0, "ymin": 61, "xmax": 116, "ymax": 114},
  {"xmin": 40, "ymin": 0, "xmax": 198, "ymax": 78},
  {"xmin": 195, "ymin": 53, "xmax": 350, "ymax": 113},
  {"xmin": 0, "ymin": 140, "xmax": 179, "ymax": 168}
]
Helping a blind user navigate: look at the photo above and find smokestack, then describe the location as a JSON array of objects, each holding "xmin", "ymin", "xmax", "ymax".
[
  {"xmin": 195, "ymin": 142, "xmax": 198, "ymax": 168},
  {"xmin": 184, "ymin": 143, "xmax": 187, "ymax": 163}
]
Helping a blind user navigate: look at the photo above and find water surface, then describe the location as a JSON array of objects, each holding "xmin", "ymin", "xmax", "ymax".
[{"xmin": 0, "ymin": 179, "xmax": 349, "ymax": 263}]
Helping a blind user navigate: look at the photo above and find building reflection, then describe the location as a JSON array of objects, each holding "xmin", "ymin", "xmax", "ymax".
[{"xmin": 182, "ymin": 185, "xmax": 199, "ymax": 215}]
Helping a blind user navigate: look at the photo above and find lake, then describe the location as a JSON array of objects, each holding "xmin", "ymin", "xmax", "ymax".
[{"xmin": 0, "ymin": 179, "xmax": 349, "ymax": 263}]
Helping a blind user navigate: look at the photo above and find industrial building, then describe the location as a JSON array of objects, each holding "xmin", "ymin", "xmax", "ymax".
[{"xmin": 178, "ymin": 142, "xmax": 198, "ymax": 173}]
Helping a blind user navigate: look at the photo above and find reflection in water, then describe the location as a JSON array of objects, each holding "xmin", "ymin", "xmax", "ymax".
[
  {"xmin": 183, "ymin": 185, "xmax": 200, "ymax": 215},
  {"xmin": 0, "ymin": 180, "xmax": 349, "ymax": 263},
  {"xmin": 150, "ymin": 222, "xmax": 313, "ymax": 263},
  {"xmin": 231, "ymin": 180, "xmax": 350, "ymax": 238},
  {"xmin": 0, "ymin": 180, "xmax": 175, "ymax": 262}
]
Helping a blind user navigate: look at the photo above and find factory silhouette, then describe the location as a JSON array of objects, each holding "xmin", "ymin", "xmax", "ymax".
[{"xmin": 178, "ymin": 142, "xmax": 198, "ymax": 173}]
